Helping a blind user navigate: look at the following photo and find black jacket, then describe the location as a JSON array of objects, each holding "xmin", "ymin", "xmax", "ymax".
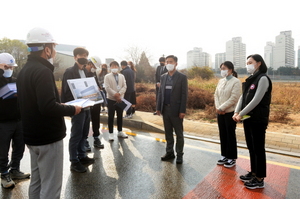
[
  {"xmin": 121, "ymin": 66, "xmax": 135, "ymax": 93},
  {"xmin": 61, "ymin": 63, "xmax": 89, "ymax": 103},
  {"xmin": 0, "ymin": 69, "xmax": 20, "ymax": 122},
  {"xmin": 241, "ymin": 72, "xmax": 272, "ymax": 125},
  {"xmin": 17, "ymin": 55, "xmax": 75, "ymax": 145},
  {"xmin": 156, "ymin": 71, "xmax": 188, "ymax": 117},
  {"xmin": 155, "ymin": 65, "xmax": 167, "ymax": 84}
]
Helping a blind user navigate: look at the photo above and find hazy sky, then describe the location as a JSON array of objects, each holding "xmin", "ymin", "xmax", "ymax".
[{"xmin": 1, "ymin": 0, "xmax": 299, "ymax": 68}]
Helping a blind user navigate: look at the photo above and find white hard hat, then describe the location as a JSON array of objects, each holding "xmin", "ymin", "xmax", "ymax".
[
  {"xmin": 0, "ymin": 53, "xmax": 18, "ymax": 67},
  {"xmin": 26, "ymin": 27, "xmax": 56, "ymax": 44},
  {"xmin": 89, "ymin": 56, "xmax": 102, "ymax": 69}
]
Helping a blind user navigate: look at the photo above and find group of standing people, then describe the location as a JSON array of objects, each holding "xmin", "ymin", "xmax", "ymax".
[
  {"xmin": 0, "ymin": 26, "xmax": 272, "ymax": 198},
  {"xmin": 214, "ymin": 54, "xmax": 272, "ymax": 189}
]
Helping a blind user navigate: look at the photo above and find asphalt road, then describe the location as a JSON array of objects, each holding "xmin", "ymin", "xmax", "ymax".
[{"xmin": 1, "ymin": 119, "xmax": 300, "ymax": 199}]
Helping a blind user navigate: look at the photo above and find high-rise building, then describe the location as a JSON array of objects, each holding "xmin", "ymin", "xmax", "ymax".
[
  {"xmin": 187, "ymin": 47, "xmax": 211, "ymax": 68},
  {"xmin": 215, "ymin": 53, "xmax": 226, "ymax": 70},
  {"xmin": 273, "ymin": 30, "xmax": 295, "ymax": 70},
  {"xmin": 264, "ymin": 42, "xmax": 274, "ymax": 68},
  {"xmin": 297, "ymin": 46, "xmax": 300, "ymax": 68},
  {"xmin": 225, "ymin": 37, "xmax": 246, "ymax": 68}
]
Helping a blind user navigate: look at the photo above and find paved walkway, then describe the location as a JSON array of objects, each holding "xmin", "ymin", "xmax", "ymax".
[{"xmin": 101, "ymin": 111, "xmax": 300, "ymax": 157}]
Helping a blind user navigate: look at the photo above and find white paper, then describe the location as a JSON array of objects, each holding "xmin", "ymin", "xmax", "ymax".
[
  {"xmin": 67, "ymin": 77, "xmax": 104, "ymax": 104},
  {"xmin": 122, "ymin": 98, "xmax": 132, "ymax": 112},
  {"xmin": 65, "ymin": 99, "xmax": 95, "ymax": 108}
]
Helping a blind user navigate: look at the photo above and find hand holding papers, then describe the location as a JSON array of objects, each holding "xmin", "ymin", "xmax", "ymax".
[
  {"xmin": 66, "ymin": 77, "xmax": 104, "ymax": 106},
  {"xmin": 241, "ymin": 115, "xmax": 251, "ymax": 121}
]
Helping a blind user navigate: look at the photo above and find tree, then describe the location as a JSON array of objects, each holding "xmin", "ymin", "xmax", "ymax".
[
  {"xmin": 0, "ymin": 37, "xmax": 28, "ymax": 77},
  {"xmin": 136, "ymin": 51, "xmax": 155, "ymax": 83},
  {"xmin": 187, "ymin": 66, "xmax": 214, "ymax": 80},
  {"xmin": 124, "ymin": 45, "xmax": 144, "ymax": 67}
]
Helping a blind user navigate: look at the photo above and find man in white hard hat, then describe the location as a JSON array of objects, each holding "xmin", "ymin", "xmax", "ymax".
[
  {"xmin": 17, "ymin": 27, "xmax": 81, "ymax": 199},
  {"xmin": 0, "ymin": 53, "xmax": 30, "ymax": 189},
  {"xmin": 84, "ymin": 56, "xmax": 104, "ymax": 150}
]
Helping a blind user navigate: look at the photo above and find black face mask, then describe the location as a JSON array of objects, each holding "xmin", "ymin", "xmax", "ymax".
[
  {"xmin": 160, "ymin": 62, "xmax": 165, "ymax": 66},
  {"xmin": 77, "ymin": 58, "xmax": 88, "ymax": 65}
]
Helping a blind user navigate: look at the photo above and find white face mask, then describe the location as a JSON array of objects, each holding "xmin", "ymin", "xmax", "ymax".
[
  {"xmin": 47, "ymin": 58, "xmax": 54, "ymax": 65},
  {"xmin": 3, "ymin": 69, "xmax": 13, "ymax": 78},
  {"xmin": 166, "ymin": 64, "xmax": 175, "ymax": 71},
  {"xmin": 220, "ymin": 70, "xmax": 228, "ymax": 77},
  {"xmin": 111, "ymin": 68, "xmax": 118, "ymax": 73},
  {"xmin": 246, "ymin": 64, "xmax": 255, "ymax": 74},
  {"xmin": 91, "ymin": 68, "xmax": 96, "ymax": 73}
]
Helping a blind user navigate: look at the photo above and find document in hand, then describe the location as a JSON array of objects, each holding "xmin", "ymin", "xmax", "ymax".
[
  {"xmin": 114, "ymin": 98, "xmax": 132, "ymax": 112},
  {"xmin": 67, "ymin": 77, "xmax": 104, "ymax": 104},
  {"xmin": 65, "ymin": 99, "xmax": 95, "ymax": 108},
  {"xmin": 0, "ymin": 83, "xmax": 17, "ymax": 99}
]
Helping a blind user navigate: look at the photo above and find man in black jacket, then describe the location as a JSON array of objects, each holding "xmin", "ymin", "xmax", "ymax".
[
  {"xmin": 154, "ymin": 57, "xmax": 167, "ymax": 115},
  {"xmin": 17, "ymin": 27, "xmax": 81, "ymax": 199},
  {"xmin": 61, "ymin": 47, "xmax": 95, "ymax": 173},
  {"xmin": 156, "ymin": 55, "xmax": 188, "ymax": 164},
  {"xmin": 84, "ymin": 56, "xmax": 104, "ymax": 150},
  {"xmin": 0, "ymin": 53, "xmax": 30, "ymax": 189},
  {"xmin": 120, "ymin": 60, "xmax": 134, "ymax": 118}
]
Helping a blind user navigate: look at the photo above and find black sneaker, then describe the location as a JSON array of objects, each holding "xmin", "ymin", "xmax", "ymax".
[
  {"xmin": 70, "ymin": 162, "xmax": 87, "ymax": 173},
  {"xmin": 1, "ymin": 173, "xmax": 15, "ymax": 189},
  {"xmin": 224, "ymin": 159, "xmax": 236, "ymax": 168},
  {"xmin": 161, "ymin": 153, "xmax": 175, "ymax": 161},
  {"xmin": 240, "ymin": 171, "xmax": 255, "ymax": 182},
  {"xmin": 79, "ymin": 156, "xmax": 95, "ymax": 165},
  {"xmin": 176, "ymin": 155, "xmax": 183, "ymax": 164},
  {"xmin": 244, "ymin": 177, "xmax": 264, "ymax": 189},
  {"xmin": 217, "ymin": 157, "xmax": 228, "ymax": 165},
  {"xmin": 85, "ymin": 140, "xmax": 91, "ymax": 152},
  {"xmin": 94, "ymin": 137, "xmax": 104, "ymax": 149},
  {"xmin": 9, "ymin": 169, "xmax": 30, "ymax": 179}
]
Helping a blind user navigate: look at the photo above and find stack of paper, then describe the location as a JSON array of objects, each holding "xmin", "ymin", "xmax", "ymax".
[
  {"xmin": 65, "ymin": 99, "xmax": 96, "ymax": 108},
  {"xmin": 0, "ymin": 83, "xmax": 17, "ymax": 99}
]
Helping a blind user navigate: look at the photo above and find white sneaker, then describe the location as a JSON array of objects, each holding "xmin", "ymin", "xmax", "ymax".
[
  {"xmin": 117, "ymin": 131, "xmax": 128, "ymax": 138},
  {"xmin": 109, "ymin": 133, "xmax": 114, "ymax": 141},
  {"xmin": 123, "ymin": 114, "xmax": 132, "ymax": 119}
]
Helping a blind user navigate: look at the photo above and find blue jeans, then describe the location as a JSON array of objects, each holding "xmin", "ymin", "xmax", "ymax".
[
  {"xmin": 69, "ymin": 109, "xmax": 90, "ymax": 163},
  {"xmin": 0, "ymin": 120, "xmax": 25, "ymax": 173}
]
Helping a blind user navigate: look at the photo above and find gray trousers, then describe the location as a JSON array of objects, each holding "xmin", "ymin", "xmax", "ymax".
[
  {"xmin": 27, "ymin": 140, "xmax": 63, "ymax": 199},
  {"xmin": 162, "ymin": 105, "xmax": 184, "ymax": 155}
]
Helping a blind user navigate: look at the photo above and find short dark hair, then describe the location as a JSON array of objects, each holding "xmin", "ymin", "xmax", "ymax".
[
  {"xmin": 110, "ymin": 61, "xmax": 119, "ymax": 67},
  {"xmin": 73, "ymin": 47, "xmax": 89, "ymax": 57},
  {"xmin": 220, "ymin": 61, "xmax": 238, "ymax": 78},
  {"xmin": 120, "ymin": 60, "xmax": 128, "ymax": 66},
  {"xmin": 247, "ymin": 54, "xmax": 268, "ymax": 73},
  {"xmin": 166, "ymin": 55, "xmax": 178, "ymax": 63},
  {"xmin": 159, "ymin": 57, "xmax": 165, "ymax": 62}
]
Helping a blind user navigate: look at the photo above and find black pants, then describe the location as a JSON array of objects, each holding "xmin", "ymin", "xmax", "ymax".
[
  {"xmin": 90, "ymin": 103, "xmax": 101, "ymax": 137},
  {"xmin": 243, "ymin": 120, "xmax": 267, "ymax": 178},
  {"xmin": 124, "ymin": 92, "xmax": 134, "ymax": 115},
  {"xmin": 162, "ymin": 105, "xmax": 184, "ymax": 155},
  {"xmin": 217, "ymin": 112, "xmax": 237, "ymax": 159},
  {"xmin": 0, "ymin": 120, "xmax": 25, "ymax": 173},
  {"xmin": 107, "ymin": 99, "xmax": 123, "ymax": 133}
]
